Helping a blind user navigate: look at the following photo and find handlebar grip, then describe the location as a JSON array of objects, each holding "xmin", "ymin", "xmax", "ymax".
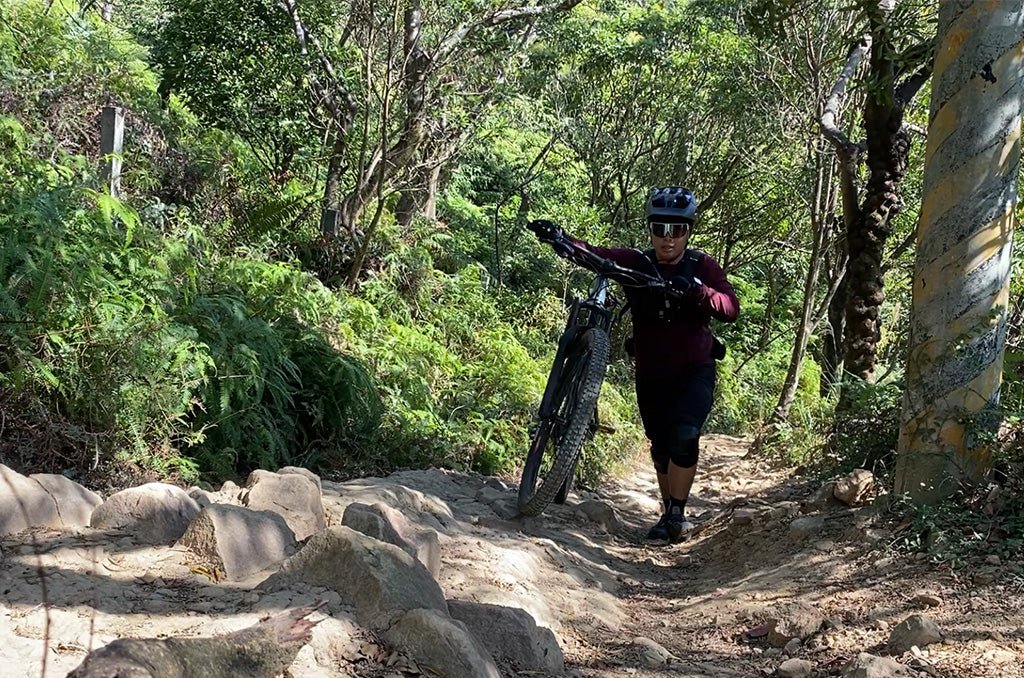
[{"xmin": 552, "ymin": 240, "xmax": 573, "ymax": 258}]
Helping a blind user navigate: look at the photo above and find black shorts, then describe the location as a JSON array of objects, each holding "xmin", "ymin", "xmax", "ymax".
[{"xmin": 635, "ymin": 362, "xmax": 717, "ymax": 449}]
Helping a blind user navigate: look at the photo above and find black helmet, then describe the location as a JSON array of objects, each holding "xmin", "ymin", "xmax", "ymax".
[{"xmin": 645, "ymin": 186, "xmax": 698, "ymax": 221}]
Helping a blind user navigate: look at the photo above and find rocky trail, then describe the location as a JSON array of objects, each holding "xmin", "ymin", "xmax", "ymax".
[{"xmin": 2, "ymin": 436, "xmax": 1023, "ymax": 677}]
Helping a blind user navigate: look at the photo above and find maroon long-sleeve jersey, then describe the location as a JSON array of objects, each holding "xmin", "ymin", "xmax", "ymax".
[{"xmin": 566, "ymin": 238, "xmax": 740, "ymax": 377}]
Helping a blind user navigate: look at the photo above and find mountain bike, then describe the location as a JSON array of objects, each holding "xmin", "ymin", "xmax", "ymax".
[{"xmin": 517, "ymin": 222, "xmax": 681, "ymax": 517}]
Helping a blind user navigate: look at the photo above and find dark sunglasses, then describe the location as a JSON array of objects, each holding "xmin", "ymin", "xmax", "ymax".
[{"xmin": 649, "ymin": 221, "xmax": 692, "ymax": 238}]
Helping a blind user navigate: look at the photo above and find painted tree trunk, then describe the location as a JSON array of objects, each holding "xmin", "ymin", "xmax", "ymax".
[{"xmin": 895, "ymin": 1, "xmax": 1024, "ymax": 504}]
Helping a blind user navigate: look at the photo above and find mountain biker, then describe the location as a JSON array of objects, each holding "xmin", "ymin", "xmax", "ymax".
[{"xmin": 530, "ymin": 186, "xmax": 739, "ymax": 543}]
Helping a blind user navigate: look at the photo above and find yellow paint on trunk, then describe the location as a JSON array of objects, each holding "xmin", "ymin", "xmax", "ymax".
[
  {"xmin": 913, "ymin": 213, "xmax": 1013, "ymax": 308},
  {"xmin": 917, "ymin": 135, "xmax": 1019, "ymax": 246}
]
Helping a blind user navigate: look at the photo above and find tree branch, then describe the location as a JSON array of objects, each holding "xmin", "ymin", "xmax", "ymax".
[
  {"xmin": 819, "ymin": 34, "xmax": 870, "ymax": 158},
  {"xmin": 434, "ymin": 0, "xmax": 584, "ymax": 63}
]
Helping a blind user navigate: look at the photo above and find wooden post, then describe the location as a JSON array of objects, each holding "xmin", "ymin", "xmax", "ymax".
[{"xmin": 100, "ymin": 105, "xmax": 124, "ymax": 198}]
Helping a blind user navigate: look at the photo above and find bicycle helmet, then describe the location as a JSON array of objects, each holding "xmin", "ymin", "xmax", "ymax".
[{"xmin": 645, "ymin": 186, "xmax": 698, "ymax": 222}]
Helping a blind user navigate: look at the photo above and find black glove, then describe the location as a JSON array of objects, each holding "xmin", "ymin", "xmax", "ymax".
[
  {"xmin": 668, "ymin": 275, "xmax": 700, "ymax": 295},
  {"xmin": 526, "ymin": 219, "xmax": 562, "ymax": 243}
]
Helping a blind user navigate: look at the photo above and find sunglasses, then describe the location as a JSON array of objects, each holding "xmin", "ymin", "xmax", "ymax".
[{"xmin": 649, "ymin": 221, "xmax": 692, "ymax": 238}]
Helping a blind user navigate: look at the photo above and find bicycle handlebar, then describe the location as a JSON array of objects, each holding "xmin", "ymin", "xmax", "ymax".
[{"xmin": 543, "ymin": 232, "xmax": 682, "ymax": 295}]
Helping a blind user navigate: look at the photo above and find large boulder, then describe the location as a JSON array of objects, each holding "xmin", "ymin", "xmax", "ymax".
[
  {"xmin": 448, "ymin": 599, "xmax": 564, "ymax": 674},
  {"xmin": 384, "ymin": 608, "xmax": 501, "ymax": 678},
  {"xmin": 241, "ymin": 470, "xmax": 324, "ymax": 541},
  {"xmin": 0, "ymin": 464, "xmax": 56, "ymax": 536},
  {"xmin": 259, "ymin": 526, "xmax": 447, "ymax": 630},
  {"xmin": 30, "ymin": 473, "xmax": 102, "ymax": 527},
  {"xmin": 177, "ymin": 504, "xmax": 297, "ymax": 581},
  {"xmin": 1, "ymin": 465, "xmax": 101, "ymax": 535},
  {"xmin": 90, "ymin": 483, "xmax": 199, "ymax": 544},
  {"xmin": 278, "ymin": 466, "xmax": 322, "ymax": 492},
  {"xmin": 341, "ymin": 502, "xmax": 441, "ymax": 577}
]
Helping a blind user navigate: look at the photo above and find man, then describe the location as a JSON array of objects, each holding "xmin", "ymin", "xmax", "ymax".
[{"xmin": 530, "ymin": 186, "xmax": 739, "ymax": 542}]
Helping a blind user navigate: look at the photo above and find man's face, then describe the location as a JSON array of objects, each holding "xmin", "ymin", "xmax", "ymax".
[{"xmin": 648, "ymin": 220, "xmax": 692, "ymax": 263}]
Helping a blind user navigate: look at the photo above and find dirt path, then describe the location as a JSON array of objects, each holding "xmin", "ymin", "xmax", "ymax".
[
  {"xmin": 2, "ymin": 435, "xmax": 1022, "ymax": 677},
  {"xmin": 530, "ymin": 436, "xmax": 1024, "ymax": 677}
]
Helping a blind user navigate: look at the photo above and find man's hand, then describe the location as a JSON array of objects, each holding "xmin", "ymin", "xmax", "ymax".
[
  {"xmin": 526, "ymin": 219, "xmax": 562, "ymax": 243},
  {"xmin": 668, "ymin": 275, "xmax": 701, "ymax": 295}
]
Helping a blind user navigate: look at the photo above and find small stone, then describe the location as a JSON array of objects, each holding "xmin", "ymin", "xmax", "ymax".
[
  {"xmin": 632, "ymin": 637, "xmax": 673, "ymax": 667},
  {"xmin": 886, "ymin": 614, "xmax": 943, "ymax": 654},
  {"xmin": 197, "ymin": 586, "xmax": 226, "ymax": 598},
  {"xmin": 777, "ymin": 658, "xmax": 815, "ymax": 678},
  {"xmin": 783, "ymin": 637, "xmax": 802, "ymax": 656},
  {"xmin": 814, "ymin": 540, "xmax": 835, "ymax": 552},
  {"xmin": 789, "ymin": 517, "xmax": 826, "ymax": 539},
  {"xmin": 914, "ymin": 593, "xmax": 942, "ymax": 607},
  {"xmin": 973, "ymin": 572, "xmax": 996, "ymax": 586},
  {"xmin": 242, "ymin": 592, "xmax": 260, "ymax": 604},
  {"xmin": 872, "ymin": 619, "xmax": 890, "ymax": 631},
  {"xmin": 833, "ymin": 469, "xmax": 874, "ymax": 506},
  {"xmin": 988, "ymin": 630, "xmax": 1005, "ymax": 641},
  {"xmin": 733, "ymin": 508, "xmax": 758, "ymax": 524},
  {"xmin": 985, "ymin": 554, "xmax": 1002, "ymax": 566},
  {"xmin": 841, "ymin": 652, "xmax": 914, "ymax": 677},
  {"xmin": 186, "ymin": 601, "xmax": 215, "ymax": 613}
]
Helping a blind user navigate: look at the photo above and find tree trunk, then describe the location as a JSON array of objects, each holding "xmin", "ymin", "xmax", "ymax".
[
  {"xmin": 821, "ymin": 269, "xmax": 848, "ymax": 396},
  {"xmin": 895, "ymin": 0, "xmax": 1024, "ymax": 504},
  {"xmin": 764, "ymin": 138, "xmax": 836, "ymax": 429}
]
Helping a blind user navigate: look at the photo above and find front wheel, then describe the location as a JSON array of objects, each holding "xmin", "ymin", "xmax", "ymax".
[{"xmin": 518, "ymin": 327, "xmax": 610, "ymax": 516}]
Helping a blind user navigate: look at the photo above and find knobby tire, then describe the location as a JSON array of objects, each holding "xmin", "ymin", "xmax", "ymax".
[{"xmin": 518, "ymin": 327, "xmax": 610, "ymax": 516}]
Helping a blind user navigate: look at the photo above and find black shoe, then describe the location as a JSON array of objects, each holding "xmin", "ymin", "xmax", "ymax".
[
  {"xmin": 646, "ymin": 513, "xmax": 670, "ymax": 540},
  {"xmin": 666, "ymin": 508, "xmax": 695, "ymax": 543}
]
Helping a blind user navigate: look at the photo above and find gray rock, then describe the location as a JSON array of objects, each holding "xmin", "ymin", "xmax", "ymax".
[
  {"xmin": 632, "ymin": 636, "xmax": 673, "ymax": 667},
  {"xmin": 1, "ymin": 465, "xmax": 104, "ymax": 536},
  {"xmin": 29, "ymin": 473, "xmax": 102, "ymax": 527},
  {"xmin": 0, "ymin": 465, "xmax": 49, "ymax": 536},
  {"xmin": 90, "ymin": 483, "xmax": 200, "ymax": 544},
  {"xmin": 886, "ymin": 614, "xmax": 942, "ymax": 654},
  {"xmin": 241, "ymin": 470, "xmax": 325, "ymax": 540},
  {"xmin": 732, "ymin": 508, "xmax": 758, "ymax": 524},
  {"xmin": 783, "ymin": 637, "xmax": 802, "ymax": 656},
  {"xmin": 576, "ymin": 500, "xmax": 619, "ymax": 532},
  {"xmin": 341, "ymin": 502, "xmax": 441, "ymax": 577},
  {"xmin": 177, "ymin": 504, "xmax": 296, "ymax": 581},
  {"xmin": 834, "ymin": 469, "xmax": 874, "ymax": 506},
  {"xmin": 802, "ymin": 482, "xmax": 840, "ymax": 513},
  {"xmin": 778, "ymin": 658, "xmax": 815, "ymax": 678},
  {"xmin": 448, "ymin": 599, "xmax": 564, "ymax": 674},
  {"xmin": 278, "ymin": 466, "xmax": 322, "ymax": 492},
  {"xmin": 259, "ymin": 526, "xmax": 446, "ymax": 630},
  {"xmin": 913, "ymin": 593, "xmax": 942, "ymax": 607},
  {"xmin": 384, "ymin": 608, "xmax": 501, "ymax": 678},
  {"xmin": 475, "ymin": 486, "xmax": 509, "ymax": 506},
  {"xmin": 841, "ymin": 652, "xmax": 914, "ymax": 677},
  {"xmin": 492, "ymin": 498, "xmax": 521, "ymax": 520},
  {"xmin": 788, "ymin": 516, "xmax": 826, "ymax": 540},
  {"xmin": 766, "ymin": 602, "xmax": 825, "ymax": 648}
]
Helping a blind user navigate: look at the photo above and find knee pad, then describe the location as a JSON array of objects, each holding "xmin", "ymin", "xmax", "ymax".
[
  {"xmin": 668, "ymin": 426, "xmax": 700, "ymax": 469},
  {"xmin": 650, "ymin": 445, "xmax": 670, "ymax": 475}
]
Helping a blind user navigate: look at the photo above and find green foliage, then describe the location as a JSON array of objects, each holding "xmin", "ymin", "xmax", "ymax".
[{"xmin": 827, "ymin": 376, "xmax": 903, "ymax": 475}]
